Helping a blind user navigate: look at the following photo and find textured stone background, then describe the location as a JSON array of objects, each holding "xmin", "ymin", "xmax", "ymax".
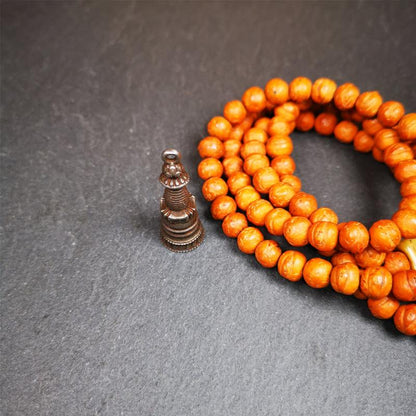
[{"xmin": 1, "ymin": 1, "xmax": 416, "ymax": 415}]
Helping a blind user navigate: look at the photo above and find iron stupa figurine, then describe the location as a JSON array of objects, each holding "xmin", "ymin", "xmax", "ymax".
[{"xmin": 159, "ymin": 149, "xmax": 204, "ymax": 252}]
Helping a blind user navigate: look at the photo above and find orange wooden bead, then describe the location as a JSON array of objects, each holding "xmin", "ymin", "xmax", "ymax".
[
  {"xmin": 270, "ymin": 155, "xmax": 296, "ymax": 176},
  {"xmin": 402, "ymin": 195, "xmax": 416, "ymax": 218},
  {"xmin": 369, "ymin": 219, "xmax": 401, "ymax": 252},
  {"xmin": 243, "ymin": 153, "xmax": 270, "ymax": 176},
  {"xmin": 246, "ymin": 199, "xmax": 274, "ymax": 226},
  {"xmin": 227, "ymin": 171, "xmax": 251, "ymax": 195},
  {"xmin": 251, "ymin": 111, "xmax": 262, "ymax": 121},
  {"xmin": 350, "ymin": 109, "xmax": 365, "ymax": 124},
  {"xmin": 268, "ymin": 117, "xmax": 294, "ymax": 137},
  {"xmin": 338, "ymin": 221, "xmax": 369, "ymax": 254},
  {"xmin": 337, "ymin": 221, "xmax": 346, "ymax": 231},
  {"xmin": 265, "ymin": 78, "xmax": 289, "ymax": 105},
  {"xmin": 296, "ymin": 111, "xmax": 315, "ymax": 132},
  {"xmin": 210, "ymin": 195, "xmax": 237, "ymax": 220},
  {"xmin": 353, "ymin": 131, "xmax": 374, "ymax": 153},
  {"xmin": 237, "ymin": 226, "xmax": 264, "ymax": 254},
  {"xmin": 207, "ymin": 116, "xmax": 232, "ymax": 141},
  {"xmin": 393, "ymin": 159, "xmax": 416, "ymax": 183},
  {"xmin": 362, "ymin": 118, "xmax": 384, "ymax": 136},
  {"xmin": 372, "ymin": 146, "xmax": 384, "ymax": 163},
  {"xmin": 400, "ymin": 195, "xmax": 416, "ymax": 211},
  {"xmin": 278, "ymin": 250, "xmax": 307, "ymax": 282},
  {"xmin": 354, "ymin": 246, "xmax": 386, "ymax": 268},
  {"xmin": 309, "ymin": 207, "xmax": 338, "ymax": 224},
  {"xmin": 341, "ymin": 111, "xmax": 354, "ymax": 122},
  {"xmin": 228, "ymin": 125, "xmax": 245, "ymax": 141},
  {"xmin": 383, "ymin": 142, "xmax": 413, "ymax": 168},
  {"xmin": 243, "ymin": 127, "xmax": 268, "ymax": 143},
  {"xmin": 392, "ymin": 270, "xmax": 416, "ymax": 302},
  {"xmin": 238, "ymin": 114, "xmax": 255, "ymax": 132},
  {"xmin": 334, "ymin": 120, "xmax": 359, "ymax": 144},
  {"xmin": 308, "ymin": 221, "xmax": 339, "ymax": 251},
  {"xmin": 222, "ymin": 156, "xmax": 243, "ymax": 177},
  {"xmin": 354, "ymin": 285, "xmax": 368, "ymax": 300},
  {"xmin": 223, "ymin": 139, "xmax": 241, "ymax": 158},
  {"xmin": 333, "ymin": 82, "xmax": 360, "ymax": 111},
  {"xmin": 235, "ymin": 185, "xmax": 261, "ymax": 211},
  {"xmin": 314, "ymin": 112, "xmax": 338, "ymax": 136},
  {"xmin": 289, "ymin": 76, "xmax": 312, "ymax": 102},
  {"xmin": 255, "ymin": 240, "xmax": 282, "ymax": 268},
  {"xmin": 242, "ymin": 86, "xmax": 267, "ymax": 113},
  {"xmin": 377, "ymin": 101, "xmax": 405, "ymax": 127},
  {"xmin": 240, "ymin": 140, "xmax": 266, "ymax": 159},
  {"xmin": 384, "ymin": 251, "xmax": 411, "ymax": 275},
  {"xmin": 288, "ymin": 192, "xmax": 317, "ymax": 218},
  {"xmin": 274, "ymin": 102, "xmax": 300, "ymax": 122},
  {"xmin": 266, "ymin": 135, "xmax": 294, "ymax": 158},
  {"xmin": 223, "ymin": 100, "xmax": 247, "ymax": 125},
  {"xmin": 318, "ymin": 249, "xmax": 338, "ymax": 258},
  {"xmin": 202, "ymin": 177, "xmax": 228, "ymax": 202},
  {"xmin": 269, "ymin": 182, "xmax": 296, "ymax": 208},
  {"xmin": 283, "ymin": 216, "xmax": 312, "ymax": 247},
  {"xmin": 367, "ymin": 296, "xmax": 400, "ymax": 319},
  {"xmin": 397, "ymin": 113, "xmax": 416, "ymax": 141},
  {"xmin": 401, "ymin": 195, "xmax": 416, "ymax": 214},
  {"xmin": 311, "ymin": 78, "xmax": 337, "ymax": 104},
  {"xmin": 411, "ymin": 143, "xmax": 416, "ymax": 157},
  {"xmin": 303, "ymin": 257, "xmax": 332, "ymax": 289},
  {"xmin": 296, "ymin": 98, "xmax": 313, "ymax": 111},
  {"xmin": 400, "ymin": 176, "xmax": 416, "ymax": 197},
  {"xmin": 392, "ymin": 208, "xmax": 416, "ymax": 238},
  {"xmin": 198, "ymin": 136, "xmax": 225, "ymax": 159},
  {"xmin": 330, "ymin": 263, "xmax": 360, "ymax": 295},
  {"xmin": 356, "ymin": 270, "xmax": 368, "ymax": 298},
  {"xmin": 280, "ymin": 175, "xmax": 302, "ymax": 192},
  {"xmin": 198, "ymin": 157, "xmax": 224, "ymax": 180},
  {"xmin": 247, "ymin": 111, "xmax": 261, "ymax": 121},
  {"xmin": 331, "ymin": 252, "xmax": 356, "ymax": 266},
  {"xmin": 265, "ymin": 100, "xmax": 275, "ymax": 112},
  {"xmin": 265, "ymin": 208, "xmax": 292, "ymax": 236},
  {"xmin": 237, "ymin": 116, "xmax": 256, "ymax": 134},
  {"xmin": 373, "ymin": 128, "xmax": 400, "ymax": 151},
  {"xmin": 222, "ymin": 212, "xmax": 248, "ymax": 238},
  {"xmin": 254, "ymin": 117, "xmax": 271, "ymax": 131},
  {"xmin": 355, "ymin": 91, "xmax": 383, "ymax": 118},
  {"xmin": 322, "ymin": 102, "xmax": 338, "ymax": 116},
  {"xmin": 360, "ymin": 266, "xmax": 392, "ymax": 299},
  {"xmin": 394, "ymin": 304, "xmax": 416, "ymax": 336},
  {"xmin": 252, "ymin": 167, "xmax": 280, "ymax": 194}
]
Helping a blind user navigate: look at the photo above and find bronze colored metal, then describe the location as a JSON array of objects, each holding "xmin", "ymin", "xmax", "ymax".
[{"xmin": 159, "ymin": 149, "xmax": 204, "ymax": 252}]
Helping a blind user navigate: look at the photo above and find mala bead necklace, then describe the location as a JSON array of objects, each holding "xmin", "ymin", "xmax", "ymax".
[{"xmin": 197, "ymin": 77, "xmax": 416, "ymax": 336}]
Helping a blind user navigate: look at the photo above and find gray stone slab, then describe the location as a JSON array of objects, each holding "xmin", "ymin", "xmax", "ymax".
[{"xmin": 1, "ymin": 1, "xmax": 415, "ymax": 415}]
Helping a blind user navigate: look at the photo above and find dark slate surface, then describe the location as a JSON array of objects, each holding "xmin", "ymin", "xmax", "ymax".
[{"xmin": 1, "ymin": 1, "xmax": 416, "ymax": 415}]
